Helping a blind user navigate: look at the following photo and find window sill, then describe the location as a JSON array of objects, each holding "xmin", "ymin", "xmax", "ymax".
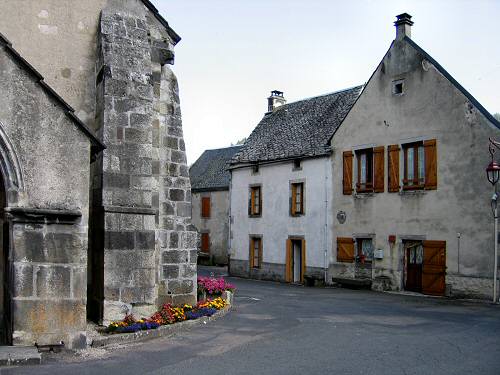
[
  {"xmin": 354, "ymin": 191, "xmax": 374, "ymax": 199},
  {"xmin": 399, "ymin": 189, "xmax": 427, "ymax": 196},
  {"xmin": 248, "ymin": 214, "xmax": 262, "ymax": 218},
  {"xmin": 291, "ymin": 213, "xmax": 305, "ymax": 217}
]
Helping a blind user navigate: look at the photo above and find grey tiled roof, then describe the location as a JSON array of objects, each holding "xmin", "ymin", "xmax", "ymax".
[
  {"xmin": 190, "ymin": 146, "xmax": 243, "ymax": 192},
  {"xmin": 231, "ymin": 86, "xmax": 363, "ymax": 164}
]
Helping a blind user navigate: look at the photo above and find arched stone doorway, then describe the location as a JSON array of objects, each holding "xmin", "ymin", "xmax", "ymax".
[{"xmin": 0, "ymin": 172, "xmax": 9, "ymax": 344}]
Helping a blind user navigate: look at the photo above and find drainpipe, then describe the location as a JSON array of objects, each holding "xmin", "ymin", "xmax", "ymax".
[{"xmin": 323, "ymin": 157, "xmax": 329, "ymax": 285}]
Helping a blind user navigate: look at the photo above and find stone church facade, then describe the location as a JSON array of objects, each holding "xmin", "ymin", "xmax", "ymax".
[{"xmin": 0, "ymin": 0, "xmax": 196, "ymax": 348}]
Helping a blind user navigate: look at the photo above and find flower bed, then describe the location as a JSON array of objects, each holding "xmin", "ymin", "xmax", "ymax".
[
  {"xmin": 197, "ymin": 276, "xmax": 235, "ymax": 298},
  {"xmin": 107, "ymin": 297, "xmax": 228, "ymax": 334}
]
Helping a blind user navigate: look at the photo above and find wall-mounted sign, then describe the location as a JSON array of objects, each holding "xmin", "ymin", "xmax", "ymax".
[{"xmin": 337, "ymin": 210, "xmax": 346, "ymax": 224}]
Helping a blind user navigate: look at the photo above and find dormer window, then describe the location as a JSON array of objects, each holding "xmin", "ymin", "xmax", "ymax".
[{"xmin": 393, "ymin": 79, "xmax": 404, "ymax": 95}]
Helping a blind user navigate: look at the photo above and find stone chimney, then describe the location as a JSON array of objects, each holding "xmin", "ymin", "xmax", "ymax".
[
  {"xmin": 267, "ymin": 90, "xmax": 286, "ymax": 112},
  {"xmin": 394, "ymin": 13, "xmax": 413, "ymax": 40}
]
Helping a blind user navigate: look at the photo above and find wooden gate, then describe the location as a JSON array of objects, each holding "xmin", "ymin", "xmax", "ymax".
[{"xmin": 422, "ymin": 240, "xmax": 446, "ymax": 296}]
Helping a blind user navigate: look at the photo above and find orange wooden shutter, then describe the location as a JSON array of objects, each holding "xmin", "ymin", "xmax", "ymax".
[
  {"xmin": 337, "ymin": 237, "xmax": 354, "ymax": 262},
  {"xmin": 373, "ymin": 146, "xmax": 385, "ymax": 193},
  {"xmin": 424, "ymin": 139, "xmax": 437, "ymax": 190},
  {"xmin": 285, "ymin": 239, "xmax": 292, "ymax": 282},
  {"xmin": 301, "ymin": 239, "xmax": 306, "ymax": 283},
  {"xmin": 250, "ymin": 188, "xmax": 255, "ymax": 215},
  {"xmin": 258, "ymin": 187, "xmax": 262, "ymax": 215},
  {"xmin": 342, "ymin": 151, "xmax": 353, "ymax": 195},
  {"xmin": 422, "ymin": 240, "xmax": 446, "ymax": 296},
  {"xmin": 249, "ymin": 238, "xmax": 255, "ymax": 268},
  {"xmin": 201, "ymin": 233, "xmax": 209, "ymax": 252},
  {"xmin": 201, "ymin": 197, "xmax": 210, "ymax": 218},
  {"xmin": 291, "ymin": 184, "xmax": 297, "ymax": 215},
  {"xmin": 388, "ymin": 145, "xmax": 400, "ymax": 192}
]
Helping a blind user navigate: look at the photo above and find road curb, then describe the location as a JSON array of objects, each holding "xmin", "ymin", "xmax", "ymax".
[{"xmin": 90, "ymin": 306, "xmax": 231, "ymax": 348}]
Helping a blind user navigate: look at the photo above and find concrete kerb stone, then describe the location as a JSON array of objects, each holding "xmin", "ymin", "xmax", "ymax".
[{"xmin": 90, "ymin": 305, "xmax": 231, "ymax": 348}]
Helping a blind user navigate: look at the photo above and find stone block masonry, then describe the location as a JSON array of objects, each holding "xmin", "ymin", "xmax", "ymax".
[{"xmin": 89, "ymin": 5, "xmax": 197, "ymax": 325}]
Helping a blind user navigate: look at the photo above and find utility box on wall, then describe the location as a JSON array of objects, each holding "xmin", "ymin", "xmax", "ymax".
[{"xmin": 374, "ymin": 249, "xmax": 384, "ymax": 259}]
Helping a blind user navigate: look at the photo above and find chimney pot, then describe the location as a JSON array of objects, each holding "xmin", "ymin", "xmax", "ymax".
[
  {"xmin": 267, "ymin": 90, "xmax": 286, "ymax": 113},
  {"xmin": 394, "ymin": 13, "xmax": 413, "ymax": 40}
]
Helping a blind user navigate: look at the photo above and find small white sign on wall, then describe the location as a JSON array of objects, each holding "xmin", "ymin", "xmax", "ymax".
[{"xmin": 374, "ymin": 249, "xmax": 384, "ymax": 259}]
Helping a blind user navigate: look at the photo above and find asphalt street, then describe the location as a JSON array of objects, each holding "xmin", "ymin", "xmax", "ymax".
[{"xmin": 1, "ymin": 266, "xmax": 499, "ymax": 375}]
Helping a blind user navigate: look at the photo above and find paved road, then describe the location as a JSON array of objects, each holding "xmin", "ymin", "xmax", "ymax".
[{"xmin": 2, "ymin": 268, "xmax": 500, "ymax": 375}]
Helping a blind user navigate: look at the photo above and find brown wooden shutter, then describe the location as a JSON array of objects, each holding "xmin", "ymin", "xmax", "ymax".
[
  {"xmin": 285, "ymin": 239, "xmax": 292, "ymax": 282},
  {"xmin": 422, "ymin": 240, "xmax": 446, "ymax": 296},
  {"xmin": 201, "ymin": 233, "xmax": 209, "ymax": 252},
  {"xmin": 337, "ymin": 237, "xmax": 354, "ymax": 263},
  {"xmin": 250, "ymin": 188, "xmax": 256, "ymax": 215},
  {"xmin": 342, "ymin": 151, "xmax": 353, "ymax": 195},
  {"xmin": 424, "ymin": 139, "xmax": 437, "ymax": 190},
  {"xmin": 388, "ymin": 145, "xmax": 400, "ymax": 192},
  {"xmin": 291, "ymin": 184, "xmax": 297, "ymax": 215},
  {"xmin": 373, "ymin": 146, "xmax": 385, "ymax": 193},
  {"xmin": 301, "ymin": 239, "xmax": 306, "ymax": 283},
  {"xmin": 249, "ymin": 238, "xmax": 255, "ymax": 268},
  {"xmin": 201, "ymin": 197, "xmax": 210, "ymax": 218},
  {"xmin": 259, "ymin": 187, "xmax": 262, "ymax": 215}
]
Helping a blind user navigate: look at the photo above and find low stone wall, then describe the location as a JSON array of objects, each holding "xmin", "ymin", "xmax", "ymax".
[{"xmin": 446, "ymin": 274, "xmax": 497, "ymax": 300}]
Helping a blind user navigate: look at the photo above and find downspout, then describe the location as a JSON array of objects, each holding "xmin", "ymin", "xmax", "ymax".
[
  {"xmin": 324, "ymin": 156, "xmax": 329, "ymax": 285},
  {"xmin": 227, "ymin": 170, "xmax": 233, "ymax": 271}
]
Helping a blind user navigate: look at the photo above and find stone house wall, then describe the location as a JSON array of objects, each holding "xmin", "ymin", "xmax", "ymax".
[
  {"xmin": 330, "ymin": 36, "xmax": 500, "ymax": 299},
  {"xmin": 191, "ymin": 190, "xmax": 230, "ymax": 265},
  {"xmin": 0, "ymin": 40, "xmax": 92, "ymax": 348},
  {"xmin": 229, "ymin": 157, "xmax": 331, "ymax": 282}
]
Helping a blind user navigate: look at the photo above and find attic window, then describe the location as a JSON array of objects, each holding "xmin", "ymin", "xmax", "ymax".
[
  {"xmin": 393, "ymin": 79, "xmax": 404, "ymax": 95},
  {"xmin": 293, "ymin": 159, "xmax": 301, "ymax": 170},
  {"xmin": 252, "ymin": 165, "xmax": 259, "ymax": 174}
]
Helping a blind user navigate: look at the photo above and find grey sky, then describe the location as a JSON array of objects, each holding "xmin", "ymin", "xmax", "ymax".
[{"xmin": 152, "ymin": 0, "xmax": 500, "ymax": 164}]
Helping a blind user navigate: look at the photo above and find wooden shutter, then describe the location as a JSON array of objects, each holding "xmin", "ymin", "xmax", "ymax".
[
  {"xmin": 388, "ymin": 145, "xmax": 400, "ymax": 192},
  {"xmin": 337, "ymin": 237, "xmax": 354, "ymax": 263},
  {"xmin": 249, "ymin": 238, "xmax": 255, "ymax": 268},
  {"xmin": 250, "ymin": 188, "xmax": 255, "ymax": 215},
  {"xmin": 342, "ymin": 151, "xmax": 353, "ymax": 195},
  {"xmin": 424, "ymin": 139, "xmax": 437, "ymax": 190},
  {"xmin": 258, "ymin": 187, "xmax": 262, "ymax": 215},
  {"xmin": 422, "ymin": 240, "xmax": 446, "ymax": 296},
  {"xmin": 373, "ymin": 146, "xmax": 385, "ymax": 193},
  {"xmin": 285, "ymin": 239, "xmax": 292, "ymax": 282},
  {"xmin": 301, "ymin": 239, "xmax": 306, "ymax": 283},
  {"xmin": 291, "ymin": 184, "xmax": 297, "ymax": 215},
  {"xmin": 201, "ymin": 197, "xmax": 210, "ymax": 218},
  {"xmin": 201, "ymin": 233, "xmax": 209, "ymax": 252}
]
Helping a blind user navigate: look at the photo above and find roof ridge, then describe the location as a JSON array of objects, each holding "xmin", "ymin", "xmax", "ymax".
[{"xmin": 278, "ymin": 85, "xmax": 363, "ymax": 108}]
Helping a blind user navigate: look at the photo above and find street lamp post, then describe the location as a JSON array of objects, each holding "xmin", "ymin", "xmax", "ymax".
[{"xmin": 486, "ymin": 138, "xmax": 500, "ymax": 303}]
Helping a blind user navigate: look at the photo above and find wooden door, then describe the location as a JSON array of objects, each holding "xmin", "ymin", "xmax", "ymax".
[
  {"xmin": 405, "ymin": 244, "xmax": 422, "ymax": 292},
  {"xmin": 422, "ymin": 241, "xmax": 446, "ymax": 296}
]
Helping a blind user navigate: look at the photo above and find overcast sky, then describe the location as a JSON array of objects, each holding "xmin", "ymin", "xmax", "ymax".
[{"xmin": 152, "ymin": 0, "xmax": 500, "ymax": 165}]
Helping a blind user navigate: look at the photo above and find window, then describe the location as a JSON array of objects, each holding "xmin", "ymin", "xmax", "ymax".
[
  {"xmin": 249, "ymin": 186, "xmax": 262, "ymax": 216},
  {"xmin": 293, "ymin": 159, "xmax": 301, "ymax": 170},
  {"xmin": 356, "ymin": 238, "xmax": 373, "ymax": 263},
  {"xmin": 252, "ymin": 164, "xmax": 259, "ymax": 174},
  {"xmin": 201, "ymin": 196, "xmax": 211, "ymax": 218},
  {"xmin": 356, "ymin": 148, "xmax": 373, "ymax": 192},
  {"xmin": 393, "ymin": 79, "xmax": 404, "ymax": 95},
  {"xmin": 388, "ymin": 139, "xmax": 437, "ymax": 192},
  {"xmin": 291, "ymin": 182, "xmax": 304, "ymax": 215},
  {"xmin": 403, "ymin": 142, "xmax": 425, "ymax": 189},
  {"xmin": 249, "ymin": 237, "xmax": 262, "ymax": 268},
  {"xmin": 201, "ymin": 232, "xmax": 210, "ymax": 253}
]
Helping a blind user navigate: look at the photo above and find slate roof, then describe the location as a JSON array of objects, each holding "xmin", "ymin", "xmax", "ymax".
[
  {"xmin": 190, "ymin": 146, "xmax": 243, "ymax": 192},
  {"xmin": 231, "ymin": 86, "xmax": 363, "ymax": 165},
  {"xmin": 0, "ymin": 32, "xmax": 106, "ymax": 153}
]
